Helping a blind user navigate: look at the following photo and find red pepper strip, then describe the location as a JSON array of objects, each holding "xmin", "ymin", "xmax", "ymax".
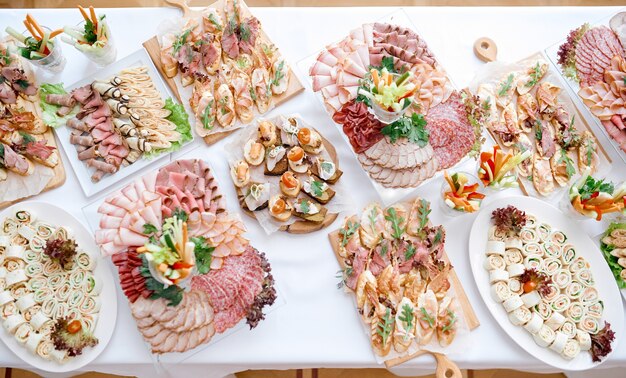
[
  {"xmin": 464, "ymin": 183, "xmax": 479, "ymax": 192},
  {"xmin": 468, "ymin": 192, "xmax": 486, "ymax": 200},
  {"xmin": 172, "ymin": 261, "xmax": 193, "ymax": 269}
]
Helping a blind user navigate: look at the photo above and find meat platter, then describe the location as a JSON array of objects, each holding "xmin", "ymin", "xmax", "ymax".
[
  {"xmin": 300, "ymin": 11, "xmax": 482, "ymax": 205},
  {"xmin": 152, "ymin": 0, "xmax": 304, "ymax": 145},
  {"xmin": 48, "ymin": 48, "xmax": 194, "ymax": 197},
  {"xmin": 225, "ymin": 114, "xmax": 350, "ymax": 234},
  {"xmin": 328, "ymin": 197, "xmax": 479, "ymax": 364},
  {"xmin": 0, "ymin": 42, "xmax": 65, "ymax": 208},
  {"xmin": 545, "ymin": 12, "xmax": 626, "ymax": 163},
  {"xmin": 92, "ymin": 158, "xmax": 277, "ymax": 357},
  {"xmin": 468, "ymin": 53, "xmax": 611, "ymax": 199}
]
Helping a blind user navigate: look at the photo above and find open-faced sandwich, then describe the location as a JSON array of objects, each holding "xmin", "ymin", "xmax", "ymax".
[{"xmin": 227, "ymin": 115, "xmax": 344, "ymax": 233}]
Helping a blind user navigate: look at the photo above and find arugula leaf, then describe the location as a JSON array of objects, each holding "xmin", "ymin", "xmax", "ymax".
[
  {"xmin": 433, "ymin": 227, "xmax": 443, "ymax": 247},
  {"xmin": 368, "ymin": 207, "xmax": 378, "ymax": 230},
  {"xmin": 380, "ymin": 243, "xmax": 388, "ymax": 256},
  {"xmin": 399, "ymin": 304, "xmax": 415, "ymax": 340},
  {"xmin": 239, "ymin": 23, "xmax": 251, "ymax": 42},
  {"xmin": 442, "ymin": 310, "xmax": 457, "ymax": 332},
  {"xmin": 271, "ymin": 60, "xmax": 285, "ymax": 87},
  {"xmin": 18, "ymin": 131, "xmax": 35, "ymax": 144},
  {"xmin": 172, "ymin": 29, "xmax": 192, "ymax": 54},
  {"xmin": 201, "ymin": 101, "xmax": 214, "ymax": 130},
  {"xmin": 172, "ymin": 208, "xmax": 189, "ymax": 222},
  {"xmin": 249, "ymin": 86, "xmax": 257, "ymax": 102},
  {"xmin": 142, "ymin": 223, "xmax": 158, "ymax": 235},
  {"xmin": 381, "ymin": 113, "xmax": 429, "ymax": 146},
  {"xmin": 310, "ymin": 180, "xmax": 324, "ymax": 197},
  {"xmin": 534, "ymin": 120, "xmax": 543, "ymax": 141},
  {"xmin": 557, "ymin": 149, "xmax": 576, "ymax": 179},
  {"xmin": 191, "ymin": 236, "xmax": 214, "ymax": 275},
  {"xmin": 384, "ymin": 207, "xmax": 405, "ymax": 240},
  {"xmin": 420, "ymin": 307, "xmax": 435, "ymax": 328},
  {"xmin": 208, "ymin": 13, "xmax": 222, "ymax": 31},
  {"xmin": 339, "ymin": 221, "xmax": 360, "ymax": 248},
  {"xmin": 376, "ymin": 308, "xmax": 394, "ymax": 347},
  {"xmin": 497, "ymin": 74, "xmax": 514, "ymax": 97},
  {"xmin": 525, "ymin": 63, "xmax": 543, "ymax": 88},
  {"xmin": 140, "ymin": 255, "xmax": 184, "ymax": 306},
  {"xmin": 418, "ymin": 199, "xmax": 431, "ymax": 231},
  {"xmin": 405, "ymin": 244, "xmax": 416, "ymax": 260}
]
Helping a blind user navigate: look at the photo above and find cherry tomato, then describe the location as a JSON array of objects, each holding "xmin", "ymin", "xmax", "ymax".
[
  {"xmin": 281, "ymin": 172, "xmax": 298, "ymax": 188},
  {"xmin": 523, "ymin": 281, "xmax": 537, "ymax": 293},
  {"xmin": 271, "ymin": 198, "xmax": 286, "ymax": 214},
  {"xmin": 288, "ymin": 147, "xmax": 304, "ymax": 162},
  {"xmin": 66, "ymin": 320, "xmax": 82, "ymax": 334},
  {"xmin": 297, "ymin": 128, "xmax": 311, "ymax": 144}
]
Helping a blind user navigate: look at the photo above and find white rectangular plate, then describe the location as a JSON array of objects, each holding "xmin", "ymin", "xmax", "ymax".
[{"xmin": 56, "ymin": 48, "xmax": 193, "ymax": 198}]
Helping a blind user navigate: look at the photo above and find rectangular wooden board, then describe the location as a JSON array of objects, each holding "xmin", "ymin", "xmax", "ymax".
[
  {"xmin": 327, "ymin": 228, "xmax": 480, "ymax": 331},
  {"xmin": 142, "ymin": 0, "xmax": 305, "ymax": 146},
  {"xmin": 0, "ymin": 128, "xmax": 66, "ymax": 209}
]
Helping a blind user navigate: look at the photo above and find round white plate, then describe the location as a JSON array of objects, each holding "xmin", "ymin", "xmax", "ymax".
[
  {"xmin": 0, "ymin": 202, "xmax": 117, "ymax": 373},
  {"xmin": 468, "ymin": 196, "xmax": 624, "ymax": 370}
]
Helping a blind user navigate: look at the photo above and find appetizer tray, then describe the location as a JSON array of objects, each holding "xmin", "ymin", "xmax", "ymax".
[
  {"xmin": 144, "ymin": 0, "xmax": 304, "ymax": 146},
  {"xmin": 468, "ymin": 196, "xmax": 623, "ymax": 370},
  {"xmin": 0, "ymin": 202, "xmax": 117, "ymax": 373},
  {"xmin": 328, "ymin": 198, "xmax": 479, "ymax": 365},
  {"xmin": 298, "ymin": 9, "xmax": 479, "ymax": 205},
  {"xmin": 225, "ymin": 114, "xmax": 349, "ymax": 234},
  {"xmin": 55, "ymin": 48, "xmax": 193, "ymax": 197},
  {"xmin": 0, "ymin": 45, "xmax": 66, "ymax": 208},
  {"xmin": 597, "ymin": 224, "xmax": 626, "ymax": 302},
  {"xmin": 0, "ymin": 129, "xmax": 66, "ymax": 210},
  {"xmin": 544, "ymin": 12, "xmax": 626, "ymax": 163},
  {"xmin": 468, "ymin": 52, "xmax": 611, "ymax": 200},
  {"xmin": 82, "ymin": 158, "xmax": 278, "ymax": 362}
]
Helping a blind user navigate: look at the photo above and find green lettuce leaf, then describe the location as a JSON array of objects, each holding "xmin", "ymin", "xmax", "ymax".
[
  {"xmin": 600, "ymin": 222, "xmax": 626, "ymax": 289},
  {"xmin": 144, "ymin": 98, "xmax": 193, "ymax": 158},
  {"xmin": 39, "ymin": 83, "xmax": 77, "ymax": 128}
]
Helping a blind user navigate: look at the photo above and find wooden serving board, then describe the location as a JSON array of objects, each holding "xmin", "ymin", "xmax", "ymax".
[
  {"xmin": 237, "ymin": 134, "xmax": 340, "ymax": 234},
  {"xmin": 143, "ymin": 0, "xmax": 305, "ymax": 146},
  {"xmin": 0, "ymin": 128, "xmax": 66, "ymax": 209},
  {"xmin": 328, "ymin": 228, "xmax": 480, "ymax": 332}
]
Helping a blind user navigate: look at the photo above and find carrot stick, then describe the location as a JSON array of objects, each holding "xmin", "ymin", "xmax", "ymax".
[
  {"xmin": 49, "ymin": 28, "xmax": 64, "ymax": 39},
  {"xmin": 78, "ymin": 5, "xmax": 90, "ymax": 22},
  {"xmin": 26, "ymin": 14, "xmax": 44, "ymax": 39},
  {"xmin": 89, "ymin": 6, "xmax": 98, "ymax": 26},
  {"xmin": 23, "ymin": 20, "xmax": 41, "ymax": 40}
]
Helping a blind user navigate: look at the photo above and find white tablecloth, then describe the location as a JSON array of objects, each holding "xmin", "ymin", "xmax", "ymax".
[{"xmin": 0, "ymin": 6, "xmax": 625, "ymax": 378}]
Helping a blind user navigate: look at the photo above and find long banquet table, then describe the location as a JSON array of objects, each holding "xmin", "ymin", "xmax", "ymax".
[{"xmin": 1, "ymin": 5, "xmax": 626, "ymax": 378}]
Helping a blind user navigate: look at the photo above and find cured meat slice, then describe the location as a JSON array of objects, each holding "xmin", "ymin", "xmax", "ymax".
[
  {"xmin": 192, "ymin": 246, "xmax": 269, "ymax": 334},
  {"xmin": 576, "ymin": 26, "xmax": 625, "ymax": 87},
  {"xmin": 363, "ymin": 137, "xmax": 434, "ymax": 170},
  {"xmin": 425, "ymin": 92, "xmax": 474, "ymax": 169},
  {"xmin": 332, "ymin": 100, "xmax": 384, "ymax": 153}
]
